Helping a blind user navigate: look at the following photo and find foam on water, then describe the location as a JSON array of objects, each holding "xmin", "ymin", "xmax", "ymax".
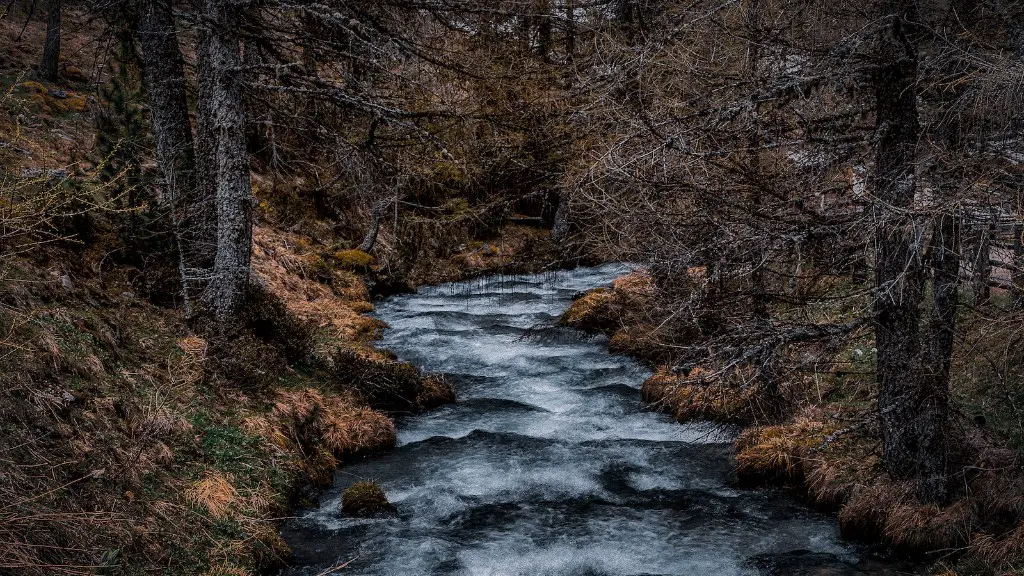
[{"xmin": 279, "ymin": 264, "xmax": 901, "ymax": 576}]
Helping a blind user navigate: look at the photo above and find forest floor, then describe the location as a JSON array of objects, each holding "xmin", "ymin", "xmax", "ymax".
[
  {"xmin": 560, "ymin": 268, "xmax": 1024, "ymax": 576},
  {"xmin": 0, "ymin": 13, "xmax": 566, "ymax": 576}
]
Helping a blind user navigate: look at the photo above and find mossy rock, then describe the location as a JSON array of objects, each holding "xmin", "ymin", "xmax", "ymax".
[
  {"xmin": 21, "ymin": 80, "xmax": 46, "ymax": 94},
  {"xmin": 333, "ymin": 249, "xmax": 374, "ymax": 271},
  {"xmin": 341, "ymin": 481, "xmax": 395, "ymax": 517},
  {"xmin": 20, "ymin": 81, "xmax": 88, "ymax": 114}
]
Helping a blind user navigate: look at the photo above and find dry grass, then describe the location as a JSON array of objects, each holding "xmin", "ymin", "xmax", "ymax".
[
  {"xmin": 202, "ymin": 565, "xmax": 253, "ymax": 576},
  {"xmin": 608, "ymin": 324, "xmax": 677, "ymax": 366},
  {"xmin": 733, "ymin": 407, "xmax": 1024, "ymax": 568},
  {"xmin": 642, "ymin": 365, "xmax": 757, "ymax": 423},
  {"xmin": 243, "ymin": 388, "xmax": 396, "ymax": 486},
  {"xmin": 417, "ymin": 374, "xmax": 457, "ymax": 410},
  {"xmin": 171, "ymin": 335, "xmax": 207, "ymax": 388},
  {"xmin": 341, "ymin": 480, "xmax": 395, "ymax": 517},
  {"xmin": 187, "ymin": 471, "xmax": 240, "ymax": 519},
  {"xmin": 441, "ymin": 224, "xmax": 558, "ymax": 282},
  {"xmin": 734, "ymin": 408, "xmax": 841, "ymax": 483},
  {"xmin": 561, "ymin": 287, "xmax": 616, "ymax": 328},
  {"xmin": 838, "ymin": 480, "xmax": 974, "ymax": 553},
  {"xmin": 251, "ymin": 226, "xmax": 383, "ymax": 349},
  {"xmin": 561, "ymin": 270, "xmax": 656, "ymax": 334},
  {"xmin": 0, "ymin": 219, "xmax": 411, "ymax": 574},
  {"xmin": 611, "ymin": 269, "xmax": 655, "ymax": 296}
]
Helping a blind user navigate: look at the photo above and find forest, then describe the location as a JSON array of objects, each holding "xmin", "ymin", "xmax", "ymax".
[{"xmin": 1, "ymin": 0, "xmax": 1023, "ymax": 574}]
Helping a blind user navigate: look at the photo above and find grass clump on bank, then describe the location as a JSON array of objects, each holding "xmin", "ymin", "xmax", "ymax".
[
  {"xmin": 341, "ymin": 481, "xmax": 396, "ymax": 517},
  {"xmin": 642, "ymin": 366, "xmax": 759, "ymax": 424}
]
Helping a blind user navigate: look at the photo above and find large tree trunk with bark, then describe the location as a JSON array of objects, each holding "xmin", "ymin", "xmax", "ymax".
[
  {"xmin": 198, "ymin": 0, "xmax": 253, "ymax": 323},
  {"xmin": 872, "ymin": 0, "xmax": 950, "ymax": 503},
  {"xmin": 39, "ymin": 0, "xmax": 60, "ymax": 81},
  {"xmin": 136, "ymin": 0, "xmax": 216, "ymax": 313},
  {"xmin": 969, "ymin": 212, "xmax": 992, "ymax": 305},
  {"xmin": 920, "ymin": 213, "xmax": 958, "ymax": 501},
  {"xmin": 551, "ymin": 190, "xmax": 570, "ymax": 242}
]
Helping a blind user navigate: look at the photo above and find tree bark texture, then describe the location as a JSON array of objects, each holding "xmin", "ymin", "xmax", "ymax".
[
  {"xmin": 136, "ymin": 0, "xmax": 217, "ymax": 313},
  {"xmin": 551, "ymin": 190, "xmax": 570, "ymax": 242},
  {"xmin": 920, "ymin": 213, "xmax": 958, "ymax": 501},
  {"xmin": 40, "ymin": 0, "xmax": 60, "ymax": 81},
  {"xmin": 358, "ymin": 203, "xmax": 383, "ymax": 253},
  {"xmin": 198, "ymin": 0, "xmax": 253, "ymax": 323},
  {"xmin": 872, "ymin": 0, "xmax": 951, "ymax": 503},
  {"xmin": 969, "ymin": 213, "xmax": 992, "ymax": 305}
]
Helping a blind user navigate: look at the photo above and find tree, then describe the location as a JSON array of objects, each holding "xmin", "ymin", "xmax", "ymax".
[
  {"xmin": 39, "ymin": 0, "xmax": 60, "ymax": 81},
  {"xmin": 870, "ymin": 0, "xmax": 953, "ymax": 503},
  {"xmin": 197, "ymin": 0, "xmax": 253, "ymax": 323},
  {"xmin": 136, "ymin": 0, "xmax": 217, "ymax": 312}
]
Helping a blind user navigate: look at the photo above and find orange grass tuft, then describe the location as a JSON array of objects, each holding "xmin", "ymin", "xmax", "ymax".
[
  {"xmin": 186, "ymin": 471, "xmax": 239, "ymax": 519},
  {"xmin": 642, "ymin": 365, "xmax": 756, "ymax": 423}
]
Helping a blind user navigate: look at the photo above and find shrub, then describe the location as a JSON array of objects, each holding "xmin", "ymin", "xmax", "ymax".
[
  {"xmin": 559, "ymin": 287, "xmax": 618, "ymax": 332},
  {"xmin": 415, "ymin": 374, "xmax": 456, "ymax": 410},
  {"xmin": 307, "ymin": 254, "xmax": 333, "ymax": 283}
]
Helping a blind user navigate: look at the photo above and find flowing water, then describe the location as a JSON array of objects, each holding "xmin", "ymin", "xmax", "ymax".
[{"xmin": 280, "ymin": 264, "xmax": 904, "ymax": 576}]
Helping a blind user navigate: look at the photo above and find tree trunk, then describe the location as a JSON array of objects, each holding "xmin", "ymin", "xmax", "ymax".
[
  {"xmin": 919, "ymin": 213, "xmax": 958, "ymax": 502},
  {"xmin": 745, "ymin": 0, "xmax": 767, "ymax": 323},
  {"xmin": 198, "ymin": 0, "xmax": 253, "ymax": 323},
  {"xmin": 136, "ymin": 0, "xmax": 216, "ymax": 313},
  {"xmin": 872, "ymin": 0, "xmax": 936, "ymax": 498},
  {"xmin": 1013, "ymin": 221, "xmax": 1024, "ymax": 307},
  {"xmin": 39, "ymin": 0, "xmax": 60, "ymax": 81},
  {"xmin": 536, "ymin": 0, "xmax": 552, "ymax": 62},
  {"xmin": 564, "ymin": 0, "xmax": 576, "ymax": 62},
  {"xmin": 551, "ymin": 190, "xmax": 570, "ymax": 242},
  {"xmin": 743, "ymin": 0, "xmax": 781, "ymax": 417},
  {"xmin": 358, "ymin": 203, "xmax": 383, "ymax": 253},
  {"xmin": 970, "ymin": 212, "xmax": 992, "ymax": 305}
]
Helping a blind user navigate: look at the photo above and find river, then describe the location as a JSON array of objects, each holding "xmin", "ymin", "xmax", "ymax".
[{"xmin": 279, "ymin": 264, "xmax": 902, "ymax": 576}]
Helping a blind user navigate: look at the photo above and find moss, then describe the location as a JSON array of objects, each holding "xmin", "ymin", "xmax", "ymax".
[
  {"xmin": 341, "ymin": 481, "xmax": 395, "ymax": 517},
  {"xmin": 190, "ymin": 416, "xmax": 269, "ymax": 481},
  {"xmin": 21, "ymin": 80, "xmax": 47, "ymax": 94},
  {"xmin": 332, "ymin": 249, "xmax": 373, "ymax": 272},
  {"xmin": 19, "ymin": 82, "xmax": 88, "ymax": 114}
]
